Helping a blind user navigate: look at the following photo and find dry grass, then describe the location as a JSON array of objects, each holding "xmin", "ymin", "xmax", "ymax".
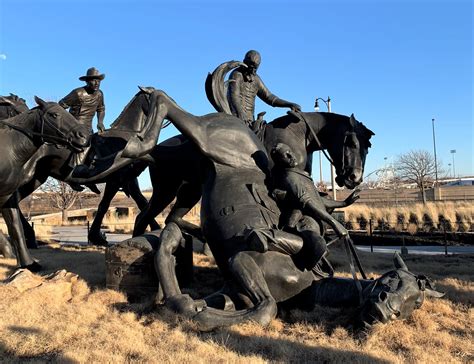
[
  {"xmin": 344, "ymin": 201, "xmax": 474, "ymax": 232},
  {"xmin": 102, "ymin": 214, "xmax": 137, "ymax": 234},
  {"xmin": 1, "ymin": 219, "xmax": 53, "ymax": 240},
  {"xmin": 0, "ymin": 245, "xmax": 472, "ymax": 363}
]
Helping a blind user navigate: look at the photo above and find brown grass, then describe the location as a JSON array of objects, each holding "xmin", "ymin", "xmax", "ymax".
[
  {"xmin": 0, "ymin": 219, "xmax": 53, "ymax": 240},
  {"xmin": 0, "ymin": 245, "xmax": 472, "ymax": 363},
  {"xmin": 344, "ymin": 201, "xmax": 474, "ymax": 232},
  {"xmin": 101, "ymin": 214, "xmax": 137, "ymax": 234}
]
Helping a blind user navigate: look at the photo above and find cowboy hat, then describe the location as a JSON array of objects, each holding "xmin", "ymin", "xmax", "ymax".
[{"xmin": 79, "ymin": 67, "xmax": 105, "ymax": 81}]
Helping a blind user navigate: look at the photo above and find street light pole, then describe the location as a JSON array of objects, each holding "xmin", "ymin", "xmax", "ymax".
[
  {"xmin": 431, "ymin": 118, "xmax": 439, "ymax": 185},
  {"xmin": 314, "ymin": 102, "xmax": 323, "ymax": 185},
  {"xmin": 315, "ymin": 96, "xmax": 336, "ymax": 199},
  {"xmin": 450, "ymin": 149, "xmax": 456, "ymax": 178}
]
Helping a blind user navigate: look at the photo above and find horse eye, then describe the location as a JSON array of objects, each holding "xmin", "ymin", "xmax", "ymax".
[
  {"xmin": 345, "ymin": 137, "xmax": 358, "ymax": 148},
  {"xmin": 49, "ymin": 112, "xmax": 58, "ymax": 118}
]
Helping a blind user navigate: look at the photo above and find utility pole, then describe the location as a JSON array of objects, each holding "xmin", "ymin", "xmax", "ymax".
[
  {"xmin": 450, "ymin": 149, "xmax": 456, "ymax": 178},
  {"xmin": 315, "ymin": 97, "xmax": 336, "ymax": 199},
  {"xmin": 431, "ymin": 118, "xmax": 439, "ymax": 185}
]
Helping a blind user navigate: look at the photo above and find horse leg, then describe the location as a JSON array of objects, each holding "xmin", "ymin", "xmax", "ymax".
[
  {"xmin": 165, "ymin": 181, "xmax": 203, "ymax": 240},
  {"xmin": 88, "ymin": 181, "xmax": 119, "ymax": 246},
  {"xmin": 17, "ymin": 177, "xmax": 47, "ymax": 249},
  {"xmin": 126, "ymin": 176, "xmax": 160, "ymax": 231},
  {"xmin": 132, "ymin": 178, "xmax": 179, "ymax": 237},
  {"xmin": 190, "ymin": 251, "xmax": 278, "ymax": 330},
  {"xmin": 155, "ymin": 223, "xmax": 183, "ymax": 298},
  {"xmin": 0, "ymin": 231, "xmax": 15, "ymax": 259},
  {"xmin": 2, "ymin": 194, "xmax": 41, "ymax": 271},
  {"xmin": 19, "ymin": 209, "xmax": 37, "ymax": 249}
]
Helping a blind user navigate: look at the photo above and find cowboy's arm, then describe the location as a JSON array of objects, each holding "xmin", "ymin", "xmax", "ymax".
[
  {"xmin": 256, "ymin": 76, "xmax": 301, "ymax": 111},
  {"xmin": 304, "ymin": 198, "xmax": 348, "ymax": 237},
  {"xmin": 59, "ymin": 89, "xmax": 78, "ymax": 109},
  {"xmin": 96, "ymin": 91, "xmax": 105, "ymax": 132},
  {"xmin": 228, "ymin": 71, "xmax": 247, "ymax": 121}
]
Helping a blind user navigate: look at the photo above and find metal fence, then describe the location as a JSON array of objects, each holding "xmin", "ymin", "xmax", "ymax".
[{"xmin": 25, "ymin": 217, "xmax": 473, "ymax": 256}]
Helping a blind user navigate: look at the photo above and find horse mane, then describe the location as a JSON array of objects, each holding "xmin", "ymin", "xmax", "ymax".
[
  {"xmin": 109, "ymin": 92, "xmax": 140, "ymax": 129},
  {"xmin": 0, "ymin": 108, "xmax": 37, "ymax": 130},
  {"xmin": 315, "ymin": 111, "xmax": 374, "ymax": 148}
]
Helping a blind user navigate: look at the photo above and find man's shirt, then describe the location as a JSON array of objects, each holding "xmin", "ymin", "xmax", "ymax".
[{"xmin": 59, "ymin": 87, "xmax": 105, "ymax": 130}]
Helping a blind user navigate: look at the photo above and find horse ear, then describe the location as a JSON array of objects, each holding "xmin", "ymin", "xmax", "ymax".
[
  {"xmin": 423, "ymin": 276, "xmax": 445, "ymax": 297},
  {"xmin": 34, "ymin": 96, "xmax": 47, "ymax": 108},
  {"xmin": 138, "ymin": 86, "xmax": 154, "ymax": 94},
  {"xmin": 0, "ymin": 96, "xmax": 13, "ymax": 105},
  {"xmin": 425, "ymin": 288, "xmax": 445, "ymax": 298},
  {"xmin": 393, "ymin": 252, "xmax": 408, "ymax": 270},
  {"xmin": 349, "ymin": 114, "xmax": 357, "ymax": 130}
]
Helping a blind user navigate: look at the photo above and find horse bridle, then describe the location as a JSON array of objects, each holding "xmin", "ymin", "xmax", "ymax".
[
  {"xmin": 290, "ymin": 110, "xmax": 368, "ymax": 304},
  {"xmin": 289, "ymin": 110, "xmax": 354, "ymax": 176},
  {"xmin": 0, "ymin": 105, "xmax": 78, "ymax": 149}
]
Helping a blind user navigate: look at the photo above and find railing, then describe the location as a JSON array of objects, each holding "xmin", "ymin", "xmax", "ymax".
[{"xmin": 16, "ymin": 217, "xmax": 472, "ymax": 257}]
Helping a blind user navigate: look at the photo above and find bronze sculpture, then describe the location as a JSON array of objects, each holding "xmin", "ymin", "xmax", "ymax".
[
  {"xmin": 59, "ymin": 67, "xmax": 106, "ymax": 133},
  {"xmin": 0, "ymin": 97, "xmax": 90, "ymax": 271},
  {"xmin": 96, "ymin": 87, "xmax": 441, "ymax": 330},
  {"xmin": 0, "ymin": 56, "xmax": 443, "ymax": 330},
  {"xmin": 206, "ymin": 50, "xmax": 301, "ymax": 136},
  {"xmin": 0, "ymin": 88, "xmax": 163, "ymax": 269},
  {"xmin": 60, "ymin": 67, "xmax": 106, "ymax": 182},
  {"xmin": 0, "ymin": 94, "xmax": 29, "ymax": 119}
]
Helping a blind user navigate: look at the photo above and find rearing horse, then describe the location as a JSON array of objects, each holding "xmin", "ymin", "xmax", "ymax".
[
  {"xmin": 100, "ymin": 88, "xmax": 374, "ymax": 329},
  {"xmin": 130, "ymin": 105, "xmax": 373, "ymax": 241},
  {"xmin": 71, "ymin": 88, "xmax": 442, "ymax": 329}
]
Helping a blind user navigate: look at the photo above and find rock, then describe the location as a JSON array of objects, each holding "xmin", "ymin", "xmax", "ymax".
[{"xmin": 4, "ymin": 269, "xmax": 86, "ymax": 302}]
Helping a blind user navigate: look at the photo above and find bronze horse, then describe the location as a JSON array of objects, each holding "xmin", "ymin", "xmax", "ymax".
[
  {"xmin": 0, "ymin": 94, "xmax": 29, "ymax": 119},
  {"xmin": 0, "ymin": 97, "xmax": 90, "ymax": 271}
]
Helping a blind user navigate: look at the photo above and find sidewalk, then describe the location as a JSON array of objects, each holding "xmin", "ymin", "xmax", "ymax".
[{"xmin": 50, "ymin": 226, "xmax": 132, "ymax": 246}]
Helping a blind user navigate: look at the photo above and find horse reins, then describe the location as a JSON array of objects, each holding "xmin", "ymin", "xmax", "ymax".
[
  {"xmin": 288, "ymin": 110, "xmax": 338, "ymax": 168},
  {"xmin": 290, "ymin": 110, "xmax": 368, "ymax": 305}
]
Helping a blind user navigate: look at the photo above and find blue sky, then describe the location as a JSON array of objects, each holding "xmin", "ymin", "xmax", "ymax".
[{"xmin": 0, "ymin": 0, "xmax": 472, "ymax": 189}]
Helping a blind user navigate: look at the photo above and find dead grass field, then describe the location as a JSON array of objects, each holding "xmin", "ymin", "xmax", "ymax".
[
  {"xmin": 0, "ymin": 245, "xmax": 472, "ymax": 363},
  {"xmin": 344, "ymin": 201, "xmax": 473, "ymax": 231}
]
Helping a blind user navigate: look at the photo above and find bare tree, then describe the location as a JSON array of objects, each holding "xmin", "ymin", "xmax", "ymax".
[
  {"xmin": 41, "ymin": 178, "xmax": 80, "ymax": 224},
  {"xmin": 395, "ymin": 150, "xmax": 441, "ymax": 204}
]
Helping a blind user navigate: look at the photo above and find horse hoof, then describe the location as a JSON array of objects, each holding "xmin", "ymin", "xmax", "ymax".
[
  {"xmin": 22, "ymin": 261, "xmax": 42, "ymax": 272},
  {"xmin": 166, "ymin": 294, "xmax": 199, "ymax": 317},
  {"xmin": 89, "ymin": 235, "xmax": 108, "ymax": 247}
]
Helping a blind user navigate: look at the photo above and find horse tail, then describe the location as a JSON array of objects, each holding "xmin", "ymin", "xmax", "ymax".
[{"xmin": 205, "ymin": 60, "xmax": 244, "ymax": 114}]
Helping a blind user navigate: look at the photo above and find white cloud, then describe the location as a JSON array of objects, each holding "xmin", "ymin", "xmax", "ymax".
[{"xmin": 0, "ymin": 54, "xmax": 6, "ymax": 60}]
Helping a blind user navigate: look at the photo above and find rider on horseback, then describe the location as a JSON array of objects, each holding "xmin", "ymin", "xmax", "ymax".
[
  {"xmin": 59, "ymin": 67, "xmax": 106, "ymax": 191},
  {"xmin": 227, "ymin": 50, "xmax": 301, "ymax": 135}
]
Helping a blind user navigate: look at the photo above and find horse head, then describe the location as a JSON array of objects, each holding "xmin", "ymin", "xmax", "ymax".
[
  {"xmin": 109, "ymin": 86, "xmax": 156, "ymax": 132},
  {"xmin": 33, "ymin": 96, "xmax": 90, "ymax": 152},
  {"xmin": 358, "ymin": 253, "xmax": 444, "ymax": 326},
  {"xmin": 325, "ymin": 114, "xmax": 374, "ymax": 189},
  {"xmin": 0, "ymin": 94, "xmax": 29, "ymax": 119}
]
